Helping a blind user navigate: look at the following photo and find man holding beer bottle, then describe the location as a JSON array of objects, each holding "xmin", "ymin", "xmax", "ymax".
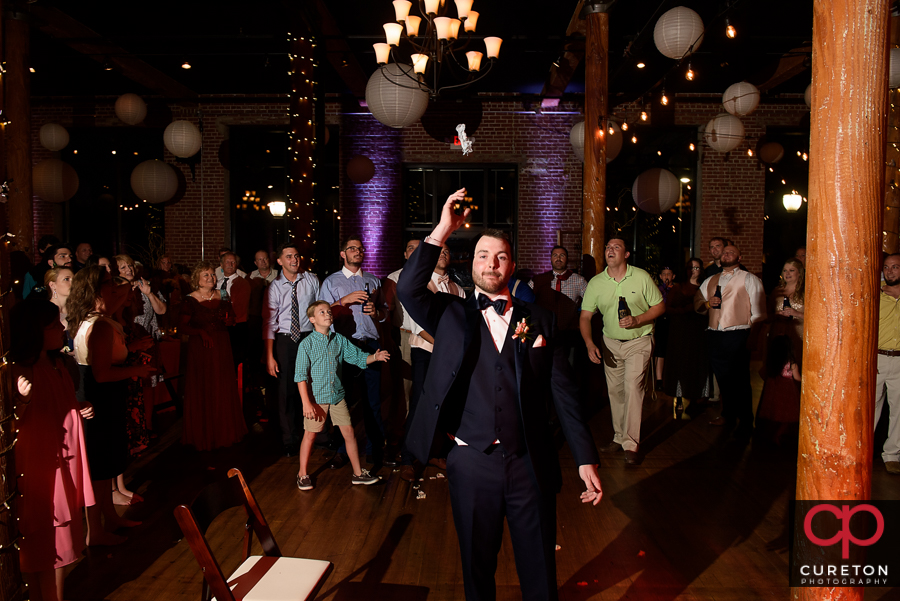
[
  {"xmin": 694, "ymin": 244, "xmax": 766, "ymax": 438},
  {"xmin": 319, "ymin": 236, "xmax": 389, "ymax": 469},
  {"xmin": 580, "ymin": 238, "xmax": 665, "ymax": 465}
]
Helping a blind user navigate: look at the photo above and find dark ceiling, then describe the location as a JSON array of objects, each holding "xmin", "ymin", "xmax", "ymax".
[{"xmin": 26, "ymin": 0, "xmax": 815, "ymax": 106}]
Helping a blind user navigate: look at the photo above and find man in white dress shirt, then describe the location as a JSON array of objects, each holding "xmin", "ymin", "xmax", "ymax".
[{"xmin": 694, "ymin": 244, "xmax": 766, "ymax": 437}]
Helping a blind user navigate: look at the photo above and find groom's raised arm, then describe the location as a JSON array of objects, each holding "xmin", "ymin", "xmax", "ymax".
[{"xmin": 397, "ymin": 188, "xmax": 470, "ymax": 336}]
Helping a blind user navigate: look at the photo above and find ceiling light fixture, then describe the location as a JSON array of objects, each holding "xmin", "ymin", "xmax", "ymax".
[
  {"xmin": 373, "ymin": 0, "xmax": 501, "ymax": 98},
  {"xmin": 783, "ymin": 193, "xmax": 802, "ymax": 212}
]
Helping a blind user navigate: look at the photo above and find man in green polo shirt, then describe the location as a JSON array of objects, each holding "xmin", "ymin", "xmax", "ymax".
[{"xmin": 580, "ymin": 238, "xmax": 665, "ymax": 465}]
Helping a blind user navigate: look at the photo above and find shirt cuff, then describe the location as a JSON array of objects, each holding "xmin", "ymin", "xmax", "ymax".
[{"xmin": 424, "ymin": 235, "xmax": 444, "ymax": 247}]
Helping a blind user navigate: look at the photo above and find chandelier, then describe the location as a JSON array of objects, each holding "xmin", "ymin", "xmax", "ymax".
[{"xmin": 373, "ymin": 0, "xmax": 502, "ymax": 98}]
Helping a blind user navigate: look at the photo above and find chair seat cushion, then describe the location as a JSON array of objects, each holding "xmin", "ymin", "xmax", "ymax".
[{"xmin": 218, "ymin": 556, "xmax": 332, "ymax": 601}]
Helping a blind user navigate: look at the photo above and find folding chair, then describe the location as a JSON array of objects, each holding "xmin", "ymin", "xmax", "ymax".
[{"xmin": 174, "ymin": 468, "xmax": 333, "ymax": 601}]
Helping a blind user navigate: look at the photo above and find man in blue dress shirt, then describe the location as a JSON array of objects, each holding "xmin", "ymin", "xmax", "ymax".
[{"xmin": 318, "ymin": 235, "xmax": 389, "ymax": 468}]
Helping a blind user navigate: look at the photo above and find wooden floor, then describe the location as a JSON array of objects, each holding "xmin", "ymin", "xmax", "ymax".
[{"xmin": 64, "ymin": 378, "xmax": 900, "ymax": 601}]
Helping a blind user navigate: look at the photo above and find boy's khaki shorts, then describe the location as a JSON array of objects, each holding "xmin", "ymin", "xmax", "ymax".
[{"xmin": 304, "ymin": 399, "xmax": 351, "ymax": 433}]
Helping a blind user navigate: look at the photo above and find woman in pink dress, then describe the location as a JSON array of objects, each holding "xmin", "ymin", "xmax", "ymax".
[
  {"xmin": 12, "ymin": 299, "xmax": 95, "ymax": 601},
  {"xmin": 180, "ymin": 262, "xmax": 248, "ymax": 450}
]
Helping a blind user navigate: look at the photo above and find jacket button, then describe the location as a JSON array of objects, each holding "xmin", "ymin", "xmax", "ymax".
[
  {"xmin": 451, "ymin": 371, "xmax": 456, "ymax": 378},
  {"xmin": 495, "ymin": 386, "xmax": 502, "ymax": 392},
  {"xmin": 434, "ymin": 404, "xmax": 439, "ymax": 411},
  {"xmin": 496, "ymin": 366, "xmax": 502, "ymax": 371},
  {"xmin": 495, "ymin": 427, "xmax": 501, "ymax": 433},
  {"xmin": 496, "ymin": 406, "xmax": 502, "ymax": 412}
]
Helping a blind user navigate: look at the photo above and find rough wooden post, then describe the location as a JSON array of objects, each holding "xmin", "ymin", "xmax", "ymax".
[
  {"xmin": 797, "ymin": 1, "xmax": 889, "ymax": 599},
  {"xmin": 289, "ymin": 35, "xmax": 316, "ymax": 272},
  {"xmin": 582, "ymin": 6, "xmax": 608, "ymax": 274},
  {"xmin": 6, "ymin": 11, "xmax": 31, "ymax": 257},
  {"xmin": 884, "ymin": 15, "xmax": 900, "ymax": 253}
]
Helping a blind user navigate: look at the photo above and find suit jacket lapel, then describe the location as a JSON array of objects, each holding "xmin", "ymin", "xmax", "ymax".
[{"xmin": 463, "ymin": 294, "xmax": 482, "ymax": 356}]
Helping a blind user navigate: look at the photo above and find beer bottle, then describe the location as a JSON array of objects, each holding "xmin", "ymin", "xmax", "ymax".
[
  {"xmin": 618, "ymin": 296, "xmax": 631, "ymax": 320},
  {"xmin": 711, "ymin": 285, "xmax": 722, "ymax": 310}
]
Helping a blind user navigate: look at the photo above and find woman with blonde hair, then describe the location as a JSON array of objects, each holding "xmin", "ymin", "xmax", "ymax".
[
  {"xmin": 770, "ymin": 258, "xmax": 805, "ymax": 362},
  {"xmin": 67, "ymin": 266, "xmax": 155, "ymax": 545}
]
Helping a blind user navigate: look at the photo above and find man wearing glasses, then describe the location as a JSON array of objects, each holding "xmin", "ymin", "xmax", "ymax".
[{"xmin": 319, "ymin": 236, "xmax": 389, "ymax": 469}]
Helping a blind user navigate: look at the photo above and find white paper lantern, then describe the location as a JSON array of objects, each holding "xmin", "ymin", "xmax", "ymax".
[
  {"xmin": 722, "ymin": 82, "xmax": 759, "ymax": 116},
  {"xmin": 33, "ymin": 159, "xmax": 79, "ymax": 203},
  {"xmin": 891, "ymin": 48, "xmax": 900, "ymax": 88},
  {"xmin": 704, "ymin": 113, "xmax": 745, "ymax": 153},
  {"xmin": 39, "ymin": 123, "xmax": 69, "ymax": 152},
  {"xmin": 653, "ymin": 7, "xmax": 704, "ymax": 60},
  {"xmin": 632, "ymin": 168, "xmax": 680, "ymax": 214},
  {"xmin": 804, "ymin": 84, "xmax": 811, "ymax": 108},
  {"xmin": 163, "ymin": 120, "xmax": 202, "ymax": 158},
  {"xmin": 570, "ymin": 121, "xmax": 585, "ymax": 161},
  {"xmin": 569, "ymin": 120, "xmax": 622, "ymax": 163},
  {"xmin": 131, "ymin": 160, "xmax": 178, "ymax": 204},
  {"xmin": 365, "ymin": 63, "xmax": 429, "ymax": 129},
  {"xmin": 115, "ymin": 93, "xmax": 147, "ymax": 125}
]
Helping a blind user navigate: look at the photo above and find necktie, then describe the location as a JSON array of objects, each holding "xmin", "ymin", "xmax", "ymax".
[
  {"xmin": 290, "ymin": 280, "xmax": 302, "ymax": 342},
  {"xmin": 220, "ymin": 277, "xmax": 228, "ymax": 291},
  {"xmin": 555, "ymin": 269, "xmax": 572, "ymax": 292},
  {"xmin": 477, "ymin": 294, "xmax": 507, "ymax": 315}
]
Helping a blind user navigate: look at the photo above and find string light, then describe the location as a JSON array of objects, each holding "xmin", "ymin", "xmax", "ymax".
[
  {"xmin": 621, "ymin": 120, "xmax": 628, "ymax": 131},
  {"xmin": 631, "ymin": 135, "xmax": 638, "ymax": 144},
  {"xmin": 640, "ymin": 111, "xmax": 648, "ymax": 121},
  {"xmin": 689, "ymin": 142, "xmax": 695, "ymax": 151},
  {"xmin": 747, "ymin": 148, "xmax": 753, "ymax": 157},
  {"xmin": 636, "ymin": 62, "xmax": 645, "ymax": 69},
  {"xmin": 685, "ymin": 62, "xmax": 695, "ymax": 81},
  {"xmin": 660, "ymin": 91, "xmax": 668, "ymax": 106},
  {"xmin": 725, "ymin": 19, "xmax": 736, "ymax": 39}
]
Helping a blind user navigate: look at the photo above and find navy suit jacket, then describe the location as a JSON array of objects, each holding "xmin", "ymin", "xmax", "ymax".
[{"xmin": 397, "ymin": 241, "xmax": 599, "ymax": 497}]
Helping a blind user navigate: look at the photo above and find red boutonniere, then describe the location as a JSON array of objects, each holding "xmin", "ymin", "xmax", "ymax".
[{"xmin": 511, "ymin": 317, "xmax": 532, "ymax": 344}]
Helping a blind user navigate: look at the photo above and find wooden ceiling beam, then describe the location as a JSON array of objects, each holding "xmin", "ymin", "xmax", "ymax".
[
  {"xmin": 27, "ymin": 5, "xmax": 197, "ymax": 100},
  {"xmin": 540, "ymin": 0, "xmax": 587, "ymax": 101},
  {"xmin": 756, "ymin": 46, "xmax": 811, "ymax": 92}
]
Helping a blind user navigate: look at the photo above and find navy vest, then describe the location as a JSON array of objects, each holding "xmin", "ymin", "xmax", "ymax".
[{"xmin": 453, "ymin": 317, "xmax": 525, "ymax": 456}]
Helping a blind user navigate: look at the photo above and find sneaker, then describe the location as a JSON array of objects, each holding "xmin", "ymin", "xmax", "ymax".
[
  {"xmin": 351, "ymin": 469, "xmax": 379, "ymax": 486},
  {"xmin": 296, "ymin": 475, "xmax": 313, "ymax": 491}
]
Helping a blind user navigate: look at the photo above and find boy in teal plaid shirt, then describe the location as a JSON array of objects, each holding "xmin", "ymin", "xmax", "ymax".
[{"xmin": 294, "ymin": 300, "xmax": 389, "ymax": 490}]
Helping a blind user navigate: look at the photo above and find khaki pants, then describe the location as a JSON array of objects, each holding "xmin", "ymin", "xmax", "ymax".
[
  {"xmin": 603, "ymin": 335, "xmax": 653, "ymax": 452},
  {"xmin": 875, "ymin": 354, "xmax": 900, "ymax": 462}
]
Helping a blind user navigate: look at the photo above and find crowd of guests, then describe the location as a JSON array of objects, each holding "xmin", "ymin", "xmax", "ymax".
[{"xmin": 28, "ymin": 219, "xmax": 898, "ymax": 600}]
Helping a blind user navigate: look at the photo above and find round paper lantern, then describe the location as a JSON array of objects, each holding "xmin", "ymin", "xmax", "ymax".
[
  {"xmin": 115, "ymin": 93, "xmax": 147, "ymax": 125},
  {"xmin": 722, "ymin": 82, "xmax": 759, "ymax": 116},
  {"xmin": 704, "ymin": 113, "xmax": 744, "ymax": 152},
  {"xmin": 758, "ymin": 142, "xmax": 784, "ymax": 165},
  {"xmin": 653, "ymin": 7, "xmax": 704, "ymax": 60},
  {"xmin": 347, "ymin": 155, "xmax": 375, "ymax": 184},
  {"xmin": 891, "ymin": 48, "xmax": 900, "ymax": 88},
  {"xmin": 569, "ymin": 120, "xmax": 622, "ymax": 163},
  {"xmin": 804, "ymin": 84, "xmax": 811, "ymax": 108},
  {"xmin": 632, "ymin": 168, "xmax": 680, "ymax": 214},
  {"xmin": 365, "ymin": 63, "xmax": 429, "ymax": 129},
  {"xmin": 606, "ymin": 121, "xmax": 623, "ymax": 163},
  {"xmin": 33, "ymin": 159, "xmax": 79, "ymax": 203},
  {"xmin": 39, "ymin": 123, "xmax": 69, "ymax": 152},
  {"xmin": 163, "ymin": 120, "xmax": 202, "ymax": 158},
  {"xmin": 570, "ymin": 121, "xmax": 585, "ymax": 161},
  {"xmin": 131, "ymin": 160, "xmax": 178, "ymax": 204}
]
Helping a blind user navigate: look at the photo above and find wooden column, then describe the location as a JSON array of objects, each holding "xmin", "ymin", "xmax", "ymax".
[
  {"xmin": 289, "ymin": 35, "xmax": 315, "ymax": 272},
  {"xmin": 798, "ymin": 2, "xmax": 888, "ymax": 600},
  {"xmin": 6, "ymin": 11, "xmax": 31, "ymax": 256},
  {"xmin": 582, "ymin": 7, "xmax": 608, "ymax": 274},
  {"xmin": 883, "ymin": 15, "xmax": 900, "ymax": 253}
]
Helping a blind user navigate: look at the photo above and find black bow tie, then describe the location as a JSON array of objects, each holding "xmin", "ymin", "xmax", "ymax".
[{"xmin": 477, "ymin": 294, "xmax": 507, "ymax": 315}]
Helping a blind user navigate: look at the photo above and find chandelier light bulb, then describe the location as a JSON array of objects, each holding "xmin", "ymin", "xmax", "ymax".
[
  {"xmin": 465, "ymin": 51, "xmax": 482, "ymax": 72},
  {"xmin": 455, "ymin": 0, "xmax": 473, "ymax": 19},
  {"xmin": 384, "ymin": 22, "xmax": 404, "ymax": 46},
  {"xmin": 484, "ymin": 37, "xmax": 503, "ymax": 59},
  {"xmin": 373, "ymin": 43, "xmax": 391, "ymax": 65},
  {"xmin": 411, "ymin": 53, "xmax": 430, "ymax": 74},
  {"xmin": 392, "ymin": 0, "xmax": 412, "ymax": 22},
  {"xmin": 434, "ymin": 17, "xmax": 452, "ymax": 40},
  {"xmin": 449, "ymin": 18, "xmax": 461, "ymax": 40},
  {"xmin": 465, "ymin": 11, "xmax": 479, "ymax": 32},
  {"xmin": 424, "ymin": 0, "xmax": 440, "ymax": 14},
  {"xmin": 406, "ymin": 15, "xmax": 422, "ymax": 36}
]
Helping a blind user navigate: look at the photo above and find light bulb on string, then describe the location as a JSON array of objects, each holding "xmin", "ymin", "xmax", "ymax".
[
  {"xmin": 689, "ymin": 142, "xmax": 695, "ymax": 151},
  {"xmin": 725, "ymin": 19, "xmax": 736, "ymax": 38},
  {"xmin": 685, "ymin": 62, "xmax": 695, "ymax": 81},
  {"xmin": 631, "ymin": 135, "xmax": 638, "ymax": 144},
  {"xmin": 621, "ymin": 120, "xmax": 628, "ymax": 131},
  {"xmin": 660, "ymin": 90, "xmax": 668, "ymax": 106},
  {"xmin": 640, "ymin": 111, "xmax": 648, "ymax": 121}
]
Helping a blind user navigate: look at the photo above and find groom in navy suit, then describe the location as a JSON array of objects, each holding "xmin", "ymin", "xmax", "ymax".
[{"xmin": 397, "ymin": 189, "xmax": 603, "ymax": 601}]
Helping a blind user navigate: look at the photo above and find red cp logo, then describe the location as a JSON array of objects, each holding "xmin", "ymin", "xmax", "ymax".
[{"xmin": 803, "ymin": 504, "xmax": 885, "ymax": 559}]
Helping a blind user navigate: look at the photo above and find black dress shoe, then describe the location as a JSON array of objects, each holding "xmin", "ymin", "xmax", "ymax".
[
  {"xmin": 328, "ymin": 453, "xmax": 349, "ymax": 469},
  {"xmin": 624, "ymin": 450, "xmax": 639, "ymax": 465},
  {"xmin": 600, "ymin": 441, "xmax": 623, "ymax": 453},
  {"xmin": 382, "ymin": 455, "xmax": 399, "ymax": 467}
]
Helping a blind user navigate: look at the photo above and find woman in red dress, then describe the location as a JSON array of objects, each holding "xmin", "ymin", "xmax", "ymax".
[
  {"xmin": 180, "ymin": 262, "xmax": 248, "ymax": 450},
  {"xmin": 12, "ymin": 300, "xmax": 95, "ymax": 601}
]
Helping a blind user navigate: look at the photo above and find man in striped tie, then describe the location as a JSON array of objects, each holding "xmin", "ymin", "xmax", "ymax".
[{"xmin": 263, "ymin": 241, "xmax": 321, "ymax": 457}]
